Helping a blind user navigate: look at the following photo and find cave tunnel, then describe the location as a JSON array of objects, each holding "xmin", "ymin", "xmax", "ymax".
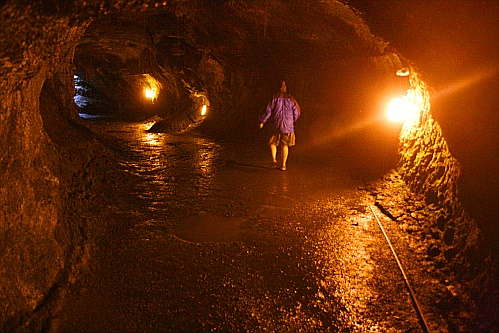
[
  {"xmin": 68, "ymin": 4, "xmax": 407, "ymax": 138},
  {"xmin": 1, "ymin": 0, "xmax": 497, "ymax": 332}
]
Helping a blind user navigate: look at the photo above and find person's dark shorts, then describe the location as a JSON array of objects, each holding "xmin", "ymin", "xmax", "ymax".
[{"xmin": 269, "ymin": 133, "xmax": 296, "ymax": 147}]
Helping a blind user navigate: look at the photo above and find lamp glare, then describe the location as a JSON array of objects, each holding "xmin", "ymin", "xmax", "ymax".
[
  {"xmin": 386, "ymin": 97, "xmax": 411, "ymax": 123},
  {"xmin": 145, "ymin": 89, "xmax": 156, "ymax": 100}
]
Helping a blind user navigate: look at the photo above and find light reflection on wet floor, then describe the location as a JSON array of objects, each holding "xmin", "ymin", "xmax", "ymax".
[{"xmin": 56, "ymin": 119, "xmax": 426, "ymax": 332}]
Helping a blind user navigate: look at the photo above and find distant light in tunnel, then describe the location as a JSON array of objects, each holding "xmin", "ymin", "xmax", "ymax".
[
  {"xmin": 386, "ymin": 97, "xmax": 413, "ymax": 123},
  {"xmin": 201, "ymin": 104, "xmax": 207, "ymax": 116},
  {"xmin": 73, "ymin": 74, "xmax": 89, "ymax": 108},
  {"xmin": 144, "ymin": 88, "xmax": 157, "ymax": 101}
]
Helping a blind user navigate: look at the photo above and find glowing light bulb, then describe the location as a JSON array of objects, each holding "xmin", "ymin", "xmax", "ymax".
[
  {"xmin": 145, "ymin": 89, "xmax": 156, "ymax": 100},
  {"xmin": 386, "ymin": 97, "xmax": 412, "ymax": 123}
]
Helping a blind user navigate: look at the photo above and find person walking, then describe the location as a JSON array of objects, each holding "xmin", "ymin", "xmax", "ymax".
[{"xmin": 259, "ymin": 81, "xmax": 300, "ymax": 171}]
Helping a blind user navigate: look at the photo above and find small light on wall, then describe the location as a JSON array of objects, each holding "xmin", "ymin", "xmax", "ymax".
[{"xmin": 201, "ymin": 104, "xmax": 207, "ymax": 116}]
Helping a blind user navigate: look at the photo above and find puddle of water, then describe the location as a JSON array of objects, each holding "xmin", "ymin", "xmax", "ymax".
[{"xmin": 173, "ymin": 212, "xmax": 246, "ymax": 243}]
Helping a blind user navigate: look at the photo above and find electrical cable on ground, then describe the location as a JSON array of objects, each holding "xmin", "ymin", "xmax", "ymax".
[{"xmin": 369, "ymin": 205, "xmax": 431, "ymax": 333}]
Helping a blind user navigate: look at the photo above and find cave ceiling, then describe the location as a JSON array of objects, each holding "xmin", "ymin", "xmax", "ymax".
[
  {"xmin": 74, "ymin": 0, "xmax": 387, "ymax": 76},
  {"xmin": 1, "ymin": 0, "xmax": 400, "ymax": 130},
  {"xmin": 68, "ymin": 1, "xmax": 394, "ymax": 123}
]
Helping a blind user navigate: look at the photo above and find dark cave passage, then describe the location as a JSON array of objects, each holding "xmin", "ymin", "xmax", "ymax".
[
  {"xmin": 1, "ymin": 1, "xmax": 497, "ymax": 332},
  {"xmin": 68, "ymin": 8, "xmax": 408, "ymax": 163}
]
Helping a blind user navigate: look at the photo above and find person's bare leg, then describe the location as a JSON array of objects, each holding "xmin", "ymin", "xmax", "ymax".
[
  {"xmin": 270, "ymin": 144, "xmax": 278, "ymax": 166},
  {"xmin": 281, "ymin": 144, "xmax": 289, "ymax": 170}
]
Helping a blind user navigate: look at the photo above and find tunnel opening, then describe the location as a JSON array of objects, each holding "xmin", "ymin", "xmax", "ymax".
[
  {"xmin": 73, "ymin": 73, "xmax": 117, "ymax": 119},
  {"xmin": 65, "ymin": 1, "xmax": 414, "ymax": 184},
  {"xmin": 72, "ymin": 13, "xmax": 213, "ymax": 132},
  {"xmin": 69, "ymin": 1, "xmax": 408, "ymax": 147}
]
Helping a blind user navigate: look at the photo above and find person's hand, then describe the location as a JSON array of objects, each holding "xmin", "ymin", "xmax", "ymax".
[{"xmin": 259, "ymin": 123, "xmax": 264, "ymax": 129}]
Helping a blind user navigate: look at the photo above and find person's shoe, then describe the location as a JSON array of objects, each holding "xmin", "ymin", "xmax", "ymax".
[
  {"xmin": 280, "ymin": 165, "xmax": 286, "ymax": 171},
  {"xmin": 271, "ymin": 161, "xmax": 278, "ymax": 169}
]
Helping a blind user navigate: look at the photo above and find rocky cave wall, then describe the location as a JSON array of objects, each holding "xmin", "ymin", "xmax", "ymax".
[
  {"xmin": 402, "ymin": 75, "xmax": 465, "ymax": 227},
  {"xmin": 0, "ymin": 4, "xmax": 90, "ymax": 330},
  {"xmin": 366, "ymin": 68, "xmax": 489, "ymax": 307},
  {"xmin": 394, "ymin": 71, "xmax": 482, "ymax": 276},
  {"xmin": 0, "ymin": 0, "xmax": 489, "ymax": 331},
  {"xmin": 367, "ymin": 69, "xmax": 494, "ymax": 315}
]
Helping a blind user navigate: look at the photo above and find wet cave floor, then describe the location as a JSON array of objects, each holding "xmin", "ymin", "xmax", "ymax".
[{"xmin": 53, "ymin": 119, "xmax": 475, "ymax": 333}]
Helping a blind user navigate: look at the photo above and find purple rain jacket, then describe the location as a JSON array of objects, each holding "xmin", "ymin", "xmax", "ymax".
[{"xmin": 260, "ymin": 94, "xmax": 300, "ymax": 134}]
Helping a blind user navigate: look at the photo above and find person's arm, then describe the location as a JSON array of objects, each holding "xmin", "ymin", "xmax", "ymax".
[
  {"xmin": 292, "ymin": 97, "xmax": 300, "ymax": 122},
  {"xmin": 259, "ymin": 98, "xmax": 275, "ymax": 128},
  {"xmin": 295, "ymin": 100, "xmax": 301, "ymax": 118}
]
